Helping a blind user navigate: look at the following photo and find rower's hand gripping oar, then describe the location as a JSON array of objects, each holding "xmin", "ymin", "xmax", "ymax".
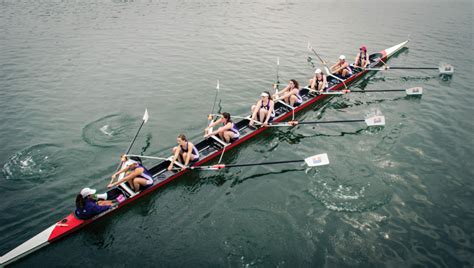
[{"xmin": 190, "ymin": 153, "xmax": 330, "ymax": 170}]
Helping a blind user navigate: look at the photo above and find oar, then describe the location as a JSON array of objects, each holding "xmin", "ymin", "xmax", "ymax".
[
  {"xmin": 124, "ymin": 109, "xmax": 149, "ymax": 155},
  {"xmin": 354, "ymin": 62, "xmax": 454, "ymax": 75},
  {"xmin": 276, "ymin": 57, "xmax": 280, "ymax": 90},
  {"xmin": 249, "ymin": 114, "xmax": 385, "ymax": 127},
  {"xmin": 124, "ymin": 154, "xmax": 168, "ymax": 161},
  {"xmin": 318, "ymin": 87, "xmax": 423, "ymax": 96},
  {"xmin": 345, "ymin": 87, "xmax": 423, "ymax": 95},
  {"xmin": 190, "ymin": 153, "xmax": 329, "ymax": 170}
]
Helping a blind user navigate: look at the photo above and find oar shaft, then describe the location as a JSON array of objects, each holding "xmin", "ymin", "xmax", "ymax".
[
  {"xmin": 297, "ymin": 119, "xmax": 365, "ymax": 125},
  {"xmin": 195, "ymin": 159, "xmax": 304, "ymax": 169},
  {"xmin": 226, "ymin": 159, "xmax": 303, "ymax": 167},
  {"xmin": 389, "ymin": 67, "xmax": 438, "ymax": 70},
  {"xmin": 125, "ymin": 120, "xmax": 145, "ymax": 155},
  {"xmin": 349, "ymin": 89, "xmax": 405, "ymax": 93}
]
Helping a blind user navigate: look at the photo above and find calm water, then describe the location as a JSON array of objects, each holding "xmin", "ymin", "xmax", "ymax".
[{"xmin": 1, "ymin": 0, "xmax": 473, "ymax": 266}]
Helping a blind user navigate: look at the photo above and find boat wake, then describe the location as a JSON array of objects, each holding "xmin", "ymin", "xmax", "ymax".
[
  {"xmin": 82, "ymin": 114, "xmax": 137, "ymax": 147},
  {"xmin": 2, "ymin": 144, "xmax": 62, "ymax": 180}
]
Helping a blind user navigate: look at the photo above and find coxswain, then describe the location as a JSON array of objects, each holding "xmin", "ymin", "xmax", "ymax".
[
  {"xmin": 75, "ymin": 188, "xmax": 112, "ymax": 220},
  {"xmin": 205, "ymin": 112, "xmax": 240, "ymax": 143},
  {"xmin": 249, "ymin": 91, "xmax": 275, "ymax": 127},
  {"xmin": 330, "ymin": 55, "xmax": 352, "ymax": 78},
  {"xmin": 273, "ymin": 79, "xmax": 302, "ymax": 107},
  {"xmin": 309, "ymin": 69, "xmax": 328, "ymax": 93},
  {"xmin": 354, "ymin": 45, "xmax": 369, "ymax": 69},
  {"xmin": 108, "ymin": 156, "xmax": 154, "ymax": 192},
  {"xmin": 167, "ymin": 134, "xmax": 200, "ymax": 171}
]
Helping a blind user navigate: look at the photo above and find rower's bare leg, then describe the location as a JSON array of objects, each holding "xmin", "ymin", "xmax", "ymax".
[
  {"xmin": 258, "ymin": 108, "xmax": 267, "ymax": 123},
  {"xmin": 318, "ymin": 83, "xmax": 324, "ymax": 92},
  {"xmin": 342, "ymin": 69, "xmax": 349, "ymax": 77},
  {"xmin": 132, "ymin": 177, "xmax": 148, "ymax": 191},
  {"xmin": 218, "ymin": 132, "xmax": 225, "ymax": 141},
  {"xmin": 289, "ymin": 95, "xmax": 297, "ymax": 106},
  {"xmin": 223, "ymin": 131, "xmax": 235, "ymax": 143},
  {"xmin": 182, "ymin": 152, "xmax": 189, "ymax": 164}
]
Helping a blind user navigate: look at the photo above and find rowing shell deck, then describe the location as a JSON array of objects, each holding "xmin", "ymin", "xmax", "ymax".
[{"xmin": 0, "ymin": 40, "xmax": 408, "ymax": 266}]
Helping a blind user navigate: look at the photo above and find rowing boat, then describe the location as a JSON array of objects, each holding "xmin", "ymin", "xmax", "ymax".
[{"xmin": 0, "ymin": 40, "xmax": 408, "ymax": 266}]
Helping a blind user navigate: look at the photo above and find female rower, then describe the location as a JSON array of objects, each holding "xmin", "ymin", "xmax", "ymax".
[
  {"xmin": 354, "ymin": 45, "xmax": 369, "ymax": 68},
  {"xmin": 167, "ymin": 134, "xmax": 200, "ymax": 171},
  {"xmin": 309, "ymin": 69, "xmax": 328, "ymax": 93},
  {"xmin": 205, "ymin": 112, "xmax": 240, "ymax": 143},
  {"xmin": 75, "ymin": 187, "xmax": 113, "ymax": 220},
  {"xmin": 108, "ymin": 156, "xmax": 153, "ymax": 192},
  {"xmin": 330, "ymin": 55, "xmax": 352, "ymax": 78},
  {"xmin": 273, "ymin": 79, "xmax": 302, "ymax": 107},
  {"xmin": 249, "ymin": 91, "xmax": 275, "ymax": 127}
]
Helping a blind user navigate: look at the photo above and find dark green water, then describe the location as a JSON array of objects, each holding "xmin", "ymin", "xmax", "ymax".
[{"xmin": 1, "ymin": 0, "xmax": 473, "ymax": 266}]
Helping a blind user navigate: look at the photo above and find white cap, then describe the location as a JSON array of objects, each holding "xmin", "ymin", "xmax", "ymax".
[
  {"xmin": 80, "ymin": 187, "xmax": 96, "ymax": 197},
  {"xmin": 339, "ymin": 55, "xmax": 346, "ymax": 60},
  {"xmin": 260, "ymin": 92, "xmax": 269, "ymax": 97},
  {"xmin": 125, "ymin": 159, "xmax": 138, "ymax": 167},
  {"xmin": 315, "ymin": 68, "xmax": 322, "ymax": 74}
]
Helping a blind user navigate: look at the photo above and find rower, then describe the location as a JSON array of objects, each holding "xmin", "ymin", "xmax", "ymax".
[
  {"xmin": 108, "ymin": 156, "xmax": 154, "ymax": 192},
  {"xmin": 273, "ymin": 79, "xmax": 302, "ymax": 107},
  {"xmin": 330, "ymin": 55, "xmax": 352, "ymax": 79},
  {"xmin": 354, "ymin": 45, "xmax": 369, "ymax": 69},
  {"xmin": 205, "ymin": 112, "xmax": 240, "ymax": 143},
  {"xmin": 167, "ymin": 134, "xmax": 200, "ymax": 171},
  {"xmin": 75, "ymin": 188, "xmax": 112, "ymax": 220},
  {"xmin": 309, "ymin": 68, "xmax": 328, "ymax": 93},
  {"xmin": 249, "ymin": 91, "xmax": 275, "ymax": 127}
]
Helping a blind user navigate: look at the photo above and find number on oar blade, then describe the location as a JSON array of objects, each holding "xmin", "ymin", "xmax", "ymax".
[
  {"xmin": 304, "ymin": 153, "xmax": 329, "ymax": 167},
  {"xmin": 406, "ymin": 87, "xmax": 423, "ymax": 95},
  {"xmin": 365, "ymin": 115, "xmax": 386, "ymax": 126}
]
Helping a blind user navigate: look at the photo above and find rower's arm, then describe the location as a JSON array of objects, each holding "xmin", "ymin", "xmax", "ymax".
[
  {"xmin": 251, "ymin": 100, "xmax": 261, "ymax": 120},
  {"xmin": 110, "ymin": 165, "xmax": 130, "ymax": 183},
  {"xmin": 168, "ymin": 147, "xmax": 181, "ymax": 170}
]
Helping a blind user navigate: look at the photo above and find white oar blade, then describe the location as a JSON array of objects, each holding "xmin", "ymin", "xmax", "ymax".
[
  {"xmin": 307, "ymin": 42, "xmax": 312, "ymax": 50},
  {"xmin": 143, "ymin": 109, "xmax": 149, "ymax": 123},
  {"xmin": 216, "ymin": 80, "xmax": 220, "ymax": 91},
  {"xmin": 277, "ymin": 57, "xmax": 279, "ymax": 66},
  {"xmin": 406, "ymin": 87, "xmax": 423, "ymax": 95},
  {"xmin": 439, "ymin": 62, "xmax": 454, "ymax": 75},
  {"xmin": 304, "ymin": 153, "xmax": 329, "ymax": 167},
  {"xmin": 365, "ymin": 115, "xmax": 385, "ymax": 126}
]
